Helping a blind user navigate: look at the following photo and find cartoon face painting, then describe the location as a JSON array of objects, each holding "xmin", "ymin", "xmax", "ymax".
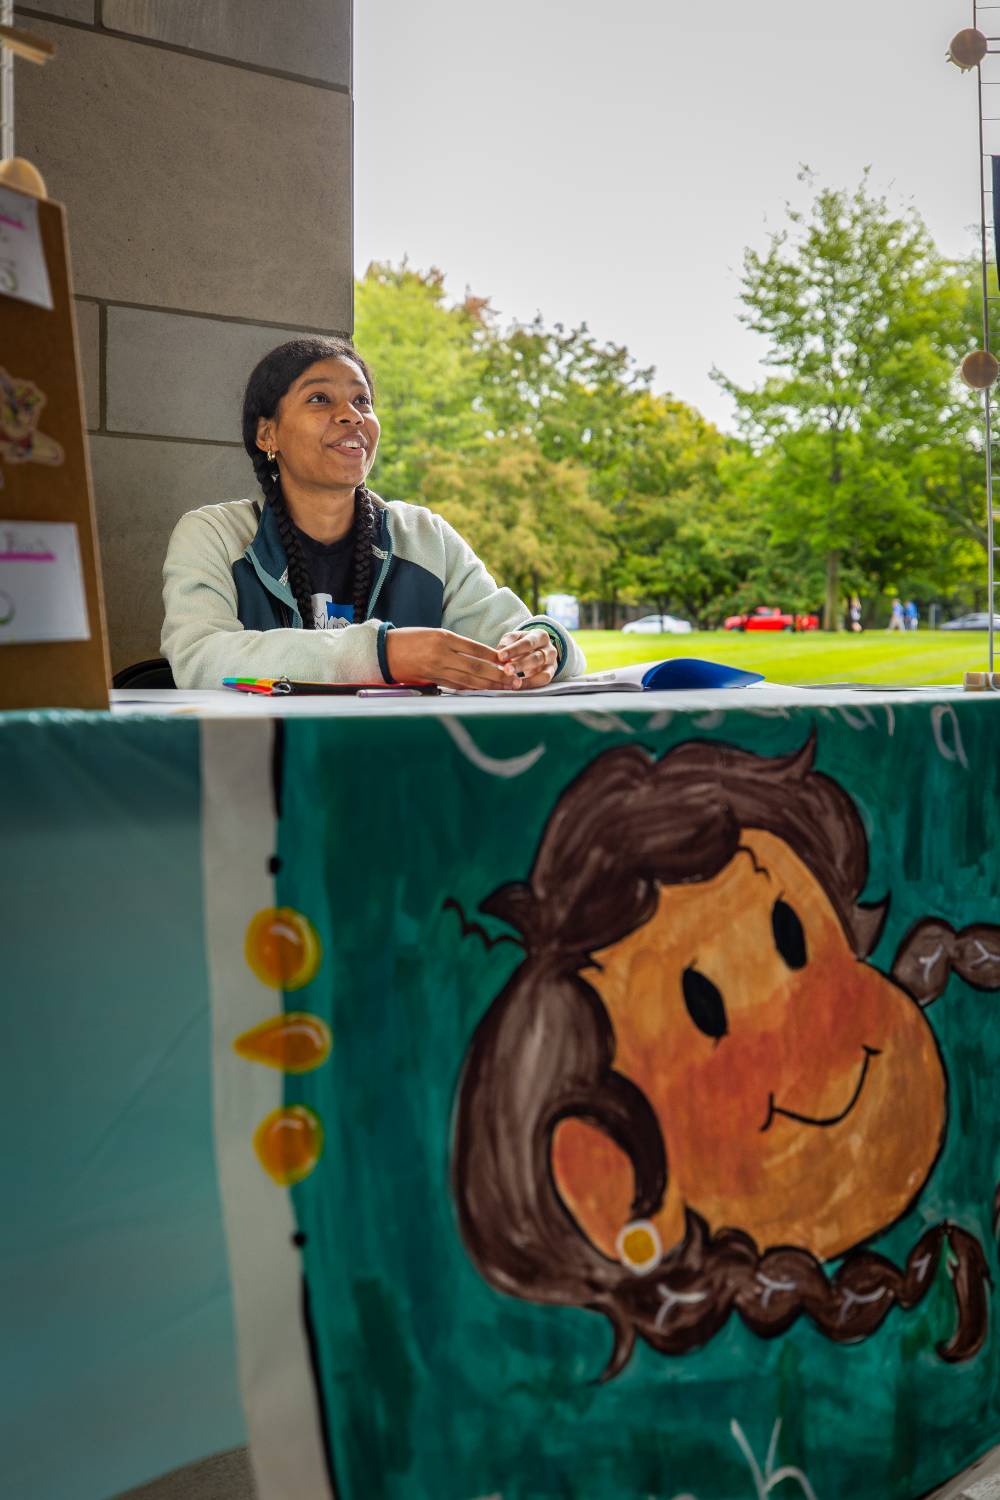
[
  {"xmin": 451, "ymin": 740, "xmax": 999, "ymax": 1375},
  {"xmin": 555, "ymin": 827, "xmax": 946, "ymax": 1265}
]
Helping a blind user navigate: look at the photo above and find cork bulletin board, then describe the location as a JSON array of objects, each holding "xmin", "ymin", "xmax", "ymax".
[{"xmin": 0, "ymin": 185, "xmax": 109, "ymax": 710}]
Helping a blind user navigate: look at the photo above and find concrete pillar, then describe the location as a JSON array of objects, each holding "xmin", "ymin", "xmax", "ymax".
[{"xmin": 14, "ymin": 1, "xmax": 353, "ymax": 672}]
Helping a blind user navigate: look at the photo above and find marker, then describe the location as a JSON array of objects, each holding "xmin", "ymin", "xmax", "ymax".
[
  {"xmin": 222, "ymin": 677, "xmax": 438, "ymax": 697},
  {"xmin": 222, "ymin": 677, "xmax": 277, "ymax": 695}
]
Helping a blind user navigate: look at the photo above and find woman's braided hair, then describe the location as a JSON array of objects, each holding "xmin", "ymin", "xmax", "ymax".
[{"xmin": 241, "ymin": 337, "xmax": 378, "ymax": 629}]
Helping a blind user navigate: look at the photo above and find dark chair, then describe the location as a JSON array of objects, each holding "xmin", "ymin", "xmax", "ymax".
[{"xmin": 112, "ymin": 657, "xmax": 177, "ymax": 690}]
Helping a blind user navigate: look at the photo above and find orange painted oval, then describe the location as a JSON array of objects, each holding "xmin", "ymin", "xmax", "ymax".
[
  {"xmin": 245, "ymin": 907, "xmax": 322, "ymax": 991},
  {"xmin": 234, "ymin": 1012, "xmax": 332, "ymax": 1073},
  {"xmin": 253, "ymin": 1105, "xmax": 324, "ymax": 1185}
]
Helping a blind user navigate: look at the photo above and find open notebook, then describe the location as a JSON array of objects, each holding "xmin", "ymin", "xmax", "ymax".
[{"xmin": 453, "ymin": 658, "xmax": 765, "ymax": 696}]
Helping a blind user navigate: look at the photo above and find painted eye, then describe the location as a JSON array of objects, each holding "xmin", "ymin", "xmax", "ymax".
[
  {"xmin": 682, "ymin": 966, "xmax": 728, "ymax": 1040},
  {"xmin": 772, "ymin": 899, "xmax": 807, "ymax": 969}
]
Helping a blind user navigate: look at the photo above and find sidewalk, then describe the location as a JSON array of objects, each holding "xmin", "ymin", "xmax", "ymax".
[
  {"xmin": 114, "ymin": 1449, "xmax": 254, "ymax": 1499},
  {"xmin": 930, "ymin": 1445, "xmax": 1000, "ymax": 1500}
]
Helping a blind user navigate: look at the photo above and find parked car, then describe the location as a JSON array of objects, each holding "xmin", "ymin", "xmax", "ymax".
[
  {"xmin": 621, "ymin": 613, "xmax": 693, "ymax": 635},
  {"xmin": 724, "ymin": 606, "xmax": 820, "ymax": 632},
  {"xmin": 940, "ymin": 612, "xmax": 1000, "ymax": 631}
]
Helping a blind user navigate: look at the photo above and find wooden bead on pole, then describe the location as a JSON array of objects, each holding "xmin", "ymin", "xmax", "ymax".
[
  {"xmin": 961, "ymin": 349, "xmax": 1000, "ymax": 390},
  {"xmin": 948, "ymin": 28, "xmax": 989, "ymax": 71}
]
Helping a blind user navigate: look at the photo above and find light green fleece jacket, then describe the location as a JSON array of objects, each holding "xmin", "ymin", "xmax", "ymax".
[{"xmin": 161, "ymin": 496, "xmax": 586, "ymax": 690}]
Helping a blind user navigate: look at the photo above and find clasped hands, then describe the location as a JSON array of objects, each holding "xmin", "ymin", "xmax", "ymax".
[{"xmin": 384, "ymin": 625, "xmax": 558, "ymax": 692}]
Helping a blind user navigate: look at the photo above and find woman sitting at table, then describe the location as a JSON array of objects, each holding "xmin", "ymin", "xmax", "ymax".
[{"xmin": 161, "ymin": 336, "xmax": 585, "ymax": 691}]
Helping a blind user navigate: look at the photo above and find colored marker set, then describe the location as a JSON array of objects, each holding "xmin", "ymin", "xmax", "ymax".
[{"xmin": 222, "ymin": 676, "xmax": 436, "ymax": 697}]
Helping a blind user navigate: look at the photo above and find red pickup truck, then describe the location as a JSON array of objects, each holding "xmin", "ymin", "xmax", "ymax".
[{"xmin": 723, "ymin": 606, "xmax": 820, "ymax": 632}]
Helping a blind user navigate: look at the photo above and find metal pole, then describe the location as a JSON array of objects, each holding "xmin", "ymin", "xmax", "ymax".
[
  {"xmin": 987, "ymin": 393, "xmax": 996, "ymax": 673},
  {"xmin": 976, "ymin": 0, "xmax": 996, "ymax": 676},
  {"xmin": 0, "ymin": 0, "xmax": 13, "ymax": 162}
]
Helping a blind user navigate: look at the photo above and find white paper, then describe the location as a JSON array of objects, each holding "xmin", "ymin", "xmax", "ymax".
[
  {"xmin": 0, "ymin": 520, "xmax": 90, "ymax": 644},
  {"xmin": 0, "ymin": 188, "xmax": 54, "ymax": 311}
]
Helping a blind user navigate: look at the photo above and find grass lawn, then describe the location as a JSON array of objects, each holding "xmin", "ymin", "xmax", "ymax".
[{"xmin": 575, "ymin": 630, "xmax": 993, "ymax": 686}]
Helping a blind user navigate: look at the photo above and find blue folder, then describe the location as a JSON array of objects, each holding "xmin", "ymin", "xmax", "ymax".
[{"xmin": 640, "ymin": 657, "xmax": 764, "ymax": 690}]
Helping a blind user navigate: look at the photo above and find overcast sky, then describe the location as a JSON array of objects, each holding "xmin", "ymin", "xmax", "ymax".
[{"xmin": 355, "ymin": 0, "xmax": 991, "ymax": 431}]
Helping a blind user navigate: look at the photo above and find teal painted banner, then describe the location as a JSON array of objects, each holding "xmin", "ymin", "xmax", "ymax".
[
  {"xmin": 0, "ymin": 712, "xmax": 245, "ymax": 1500},
  {"xmin": 272, "ymin": 698, "xmax": 1000, "ymax": 1500}
]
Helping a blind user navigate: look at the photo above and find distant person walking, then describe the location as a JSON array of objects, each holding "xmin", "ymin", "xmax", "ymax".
[
  {"xmin": 889, "ymin": 599, "xmax": 905, "ymax": 631},
  {"xmin": 849, "ymin": 595, "xmax": 863, "ymax": 633},
  {"xmin": 904, "ymin": 599, "xmax": 919, "ymax": 632}
]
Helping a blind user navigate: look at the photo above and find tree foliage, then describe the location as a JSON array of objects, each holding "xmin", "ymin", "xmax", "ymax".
[
  {"xmin": 355, "ymin": 261, "xmax": 489, "ymax": 502},
  {"xmin": 351, "ymin": 176, "xmax": 986, "ymax": 629},
  {"xmin": 716, "ymin": 171, "xmax": 984, "ymax": 628}
]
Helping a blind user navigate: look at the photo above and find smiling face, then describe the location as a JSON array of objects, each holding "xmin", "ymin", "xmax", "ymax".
[
  {"xmin": 256, "ymin": 355, "xmax": 380, "ymax": 498},
  {"xmin": 551, "ymin": 828, "xmax": 947, "ymax": 1264}
]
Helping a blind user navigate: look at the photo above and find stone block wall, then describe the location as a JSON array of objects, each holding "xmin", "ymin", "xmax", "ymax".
[{"xmin": 15, "ymin": 1, "xmax": 353, "ymax": 671}]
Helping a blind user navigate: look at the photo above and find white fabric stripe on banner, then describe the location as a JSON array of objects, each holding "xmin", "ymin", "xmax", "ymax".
[{"xmin": 201, "ymin": 720, "xmax": 333, "ymax": 1500}]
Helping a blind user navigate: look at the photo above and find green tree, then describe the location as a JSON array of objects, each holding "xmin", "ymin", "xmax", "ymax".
[
  {"xmin": 716, "ymin": 172, "xmax": 981, "ymax": 629},
  {"xmin": 911, "ymin": 273, "xmax": 992, "ymax": 557},
  {"xmin": 354, "ymin": 261, "xmax": 489, "ymax": 502},
  {"xmin": 480, "ymin": 318, "xmax": 654, "ymax": 618},
  {"xmin": 602, "ymin": 394, "xmax": 741, "ymax": 623},
  {"xmin": 481, "ymin": 315, "xmax": 653, "ymax": 474},
  {"xmin": 418, "ymin": 435, "xmax": 607, "ymax": 609},
  {"xmin": 483, "ymin": 321, "xmax": 751, "ymax": 623},
  {"xmin": 356, "ymin": 267, "xmax": 611, "ymax": 605}
]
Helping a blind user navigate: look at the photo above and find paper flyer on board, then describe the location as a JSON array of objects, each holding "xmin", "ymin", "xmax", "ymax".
[
  {"xmin": 0, "ymin": 520, "xmax": 90, "ymax": 644},
  {"xmin": 0, "ymin": 187, "xmax": 54, "ymax": 311}
]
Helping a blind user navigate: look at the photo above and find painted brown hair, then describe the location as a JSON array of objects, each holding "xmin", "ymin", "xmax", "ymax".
[{"xmin": 451, "ymin": 739, "xmax": 1000, "ymax": 1377}]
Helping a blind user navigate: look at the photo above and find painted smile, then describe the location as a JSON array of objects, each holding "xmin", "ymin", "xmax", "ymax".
[{"xmin": 760, "ymin": 1045, "xmax": 881, "ymax": 1133}]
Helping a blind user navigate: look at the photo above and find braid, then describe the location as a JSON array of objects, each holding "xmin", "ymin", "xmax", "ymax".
[
  {"xmin": 352, "ymin": 486, "xmax": 377, "ymax": 623},
  {"xmin": 241, "ymin": 337, "xmax": 381, "ymax": 629},
  {"xmin": 252, "ymin": 453, "xmax": 315, "ymax": 629}
]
